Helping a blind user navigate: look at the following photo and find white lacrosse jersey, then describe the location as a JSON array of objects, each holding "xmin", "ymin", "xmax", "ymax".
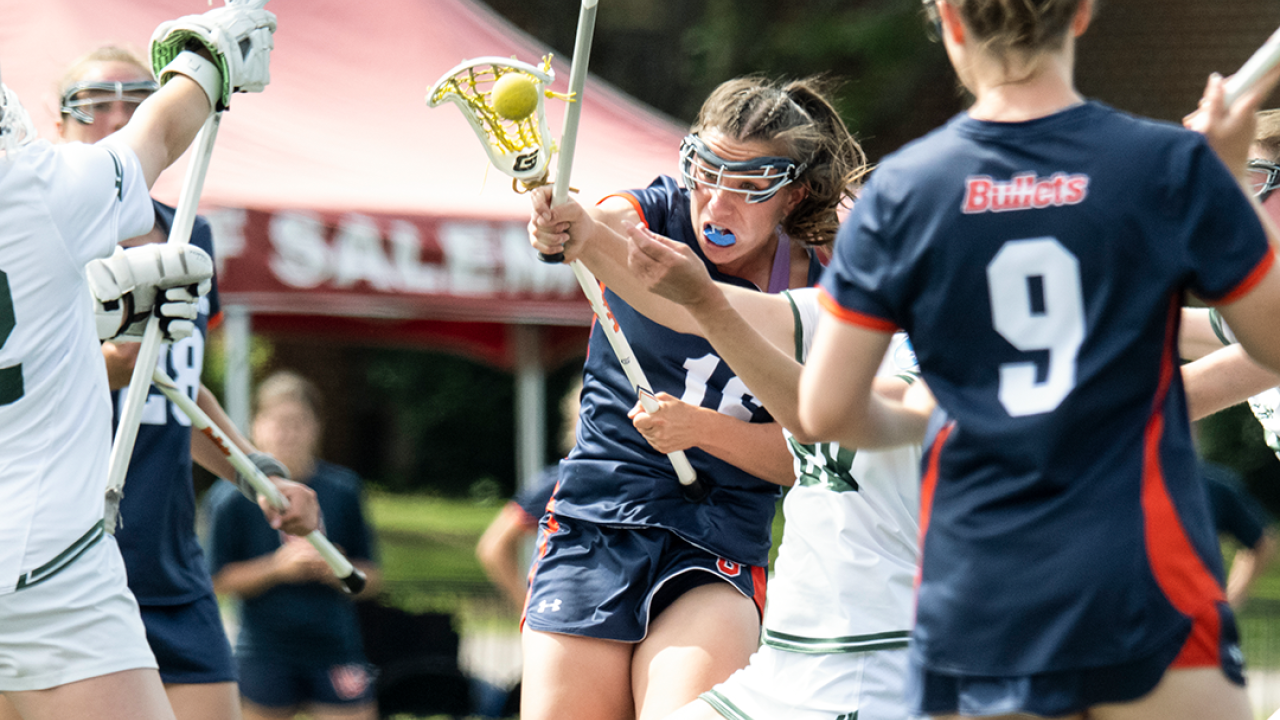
[
  {"xmin": 761, "ymin": 288, "xmax": 922, "ymax": 653},
  {"xmin": 0, "ymin": 138, "xmax": 152, "ymax": 595}
]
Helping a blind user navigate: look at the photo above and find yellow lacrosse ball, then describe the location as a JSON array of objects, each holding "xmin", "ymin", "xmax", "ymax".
[{"xmin": 492, "ymin": 73, "xmax": 539, "ymax": 121}]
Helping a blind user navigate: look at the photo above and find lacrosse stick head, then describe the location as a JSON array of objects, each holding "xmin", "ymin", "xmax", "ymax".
[
  {"xmin": 0, "ymin": 67, "xmax": 38, "ymax": 158},
  {"xmin": 427, "ymin": 56, "xmax": 555, "ymax": 186}
]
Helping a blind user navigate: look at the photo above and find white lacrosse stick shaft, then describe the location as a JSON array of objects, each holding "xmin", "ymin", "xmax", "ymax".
[
  {"xmin": 104, "ymin": 112, "xmax": 221, "ymax": 532},
  {"xmin": 1224, "ymin": 25, "xmax": 1280, "ymax": 107},
  {"xmin": 150, "ymin": 368, "xmax": 367, "ymax": 594},
  {"xmin": 550, "ymin": 0, "xmax": 701, "ymax": 493}
]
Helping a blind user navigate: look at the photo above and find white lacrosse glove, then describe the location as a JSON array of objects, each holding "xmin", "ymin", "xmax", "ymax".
[
  {"xmin": 88, "ymin": 244, "xmax": 214, "ymax": 342},
  {"xmin": 150, "ymin": 1, "xmax": 276, "ymax": 111}
]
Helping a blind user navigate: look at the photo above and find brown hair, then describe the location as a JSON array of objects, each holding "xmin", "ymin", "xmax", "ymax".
[
  {"xmin": 255, "ymin": 370, "xmax": 325, "ymax": 424},
  {"xmin": 1256, "ymin": 109, "xmax": 1280, "ymax": 162},
  {"xmin": 57, "ymin": 45, "xmax": 152, "ymax": 102},
  {"xmin": 558, "ymin": 376, "xmax": 583, "ymax": 456},
  {"xmin": 691, "ymin": 76, "xmax": 867, "ymax": 247},
  {"xmin": 951, "ymin": 0, "xmax": 1087, "ymax": 56}
]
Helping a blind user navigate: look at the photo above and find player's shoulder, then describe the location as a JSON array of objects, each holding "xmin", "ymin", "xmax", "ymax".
[
  {"xmin": 312, "ymin": 460, "xmax": 364, "ymax": 495},
  {"xmin": 618, "ymin": 175, "xmax": 687, "ymax": 235}
]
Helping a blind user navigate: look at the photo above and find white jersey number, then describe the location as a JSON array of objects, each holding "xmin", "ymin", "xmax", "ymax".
[
  {"xmin": 986, "ymin": 238, "xmax": 1085, "ymax": 417},
  {"xmin": 0, "ymin": 271, "xmax": 21, "ymax": 405},
  {"xmin": 681, "ymin": 353, "xmax": 757, "ymax": 421},
  {"xmin": 126, "ymin": 330, "xmax": 204, "ymax": 427}
]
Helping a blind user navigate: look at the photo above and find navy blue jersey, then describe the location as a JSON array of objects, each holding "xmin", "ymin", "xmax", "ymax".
[
  {"xmin": 514, "ymin": 465, "xmax": 559, "ymax": 526},
  {"xmin": 113, "ymin": 200, "xmax": 221, "ymax": 605},
  {"xmin": 204, "ymin": 461, "xmax": 377, "ymax": 665},
  {"xmin": 554, "ymin": 175, "xmax": 821, "ymax": 567},
  {"xmin": 1202, "ymin": 461, "xmax": 1271, "ymax": 552},
  {"xmin": 821, "ymin": 102, "xmax": 1273, "ymax": 676}
]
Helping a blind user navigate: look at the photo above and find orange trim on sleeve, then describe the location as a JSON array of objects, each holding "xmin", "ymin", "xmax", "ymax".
[
  {"xmin": 1213, "ymin": 250, "xmax": 1276, "ymax": 305},
  {"xmin": 600, "ymin": 192, "xmax": 649, "ymax": 229},
  {"xmin": 206, "ymin": 309, "xmax": 225, "ymax": 332},
  {"xmin": 817, "ymin": 287, "xmax": 899, "ymax": 333}
]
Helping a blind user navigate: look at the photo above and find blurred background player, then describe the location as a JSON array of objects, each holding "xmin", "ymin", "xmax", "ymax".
[
  {"xmin": 204, "ymin": 370, "xmax": 381, "ymax": 720},
  {"xmin": 798, "ymin": 1, "xmax": 1280, "ymax": 719},
  {"xmin": 0, "ymin": 44, "xmax": 310, "ymax": 720},
  {"xmin": 524, "ymin": 75, "xmax": 866, "ymax": 720},
  {"xmin": 476, "ymin": 377, "xmax": 582, "ymax": 613},
  {"xmin": 1199, "ymin": 459, "xmax": 1277, "ymax": 610},
  {"xmin": 0, "ymin": 3, "xmax": 307, "ymax": 719}
]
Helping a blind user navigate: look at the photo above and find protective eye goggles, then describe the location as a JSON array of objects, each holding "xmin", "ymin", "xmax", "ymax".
[
  {"xmin": 678, "ymin": 134, "xmax": 806, "ymax": 204},
  {"xmin": 60, "ymin": 80, "xmax": 158, "ymax": 125},
  {"xmin": 1248, "ymin": 158, "xmax": 1280, "ymax": 203}
]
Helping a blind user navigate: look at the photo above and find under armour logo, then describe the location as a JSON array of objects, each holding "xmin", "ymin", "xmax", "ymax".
[{"xmin": 535, "ymin": 598, "xmax": 562, "ymax": 613}]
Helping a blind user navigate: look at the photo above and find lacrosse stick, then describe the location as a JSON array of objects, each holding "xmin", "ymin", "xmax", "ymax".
[
  {"xmin": 426, "ymin": 5, "xmax": 710, "ymax": 502},
  {"xmin": 105, "ymin": 111, "xmax": 221, "ymax": 532},
  {"xmin": 151, "ymin": 369, "xmax": 368, "ymax": 594},
  {"xmin": 1224, "ymin": 24, "xmax": 1280, "ymax": 107}
]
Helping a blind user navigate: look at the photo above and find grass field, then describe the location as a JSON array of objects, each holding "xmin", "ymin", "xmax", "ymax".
[{"xmin": 364, "ymin": 491, "xmax": 1280, "ymax": 718}]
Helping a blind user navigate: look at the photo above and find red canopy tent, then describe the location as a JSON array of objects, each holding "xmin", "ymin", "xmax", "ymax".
[{"xmin": 0, "ymin": 0, "xmax": 687, "ymax": 479}]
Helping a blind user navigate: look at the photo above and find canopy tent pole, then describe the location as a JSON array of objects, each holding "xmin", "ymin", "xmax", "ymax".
[
  {"xmin": 223, "ymin": 304, "xmax": 253, "ymax": 433},
  {"xmin": 513, "ymin": 324, "xmax": 546, "ymax": 493}
]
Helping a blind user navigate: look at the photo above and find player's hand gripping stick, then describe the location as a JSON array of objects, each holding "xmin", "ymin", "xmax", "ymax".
[{"xmin": 151, "ymin": 369, "xmax": 368, "ymax": 594}]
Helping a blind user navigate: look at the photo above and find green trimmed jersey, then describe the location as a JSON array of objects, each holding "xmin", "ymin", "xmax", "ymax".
[{"xmin": 762, "ymin": 289, "xmax": 921, "ymax": 653}]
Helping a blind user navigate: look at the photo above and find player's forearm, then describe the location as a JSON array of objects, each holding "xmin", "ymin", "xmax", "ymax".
[
  {"xmin": 581, "ymin": 212, "xmax": 700, "ymax": 334},
  {"xmin": 115, "ymin": 75, "xmax": 211, "ymax": 189},
  {"xmin": 190, "ymin": 385, "xmax": 256, "ymax": 479},
  {"xmin": 1183, "ymin": 345, "xmax": 1280, "ymax": 420},
  {"xmin": 685, "ymin": 290, "xmax": 806, "ymax": 438},
  {"xmin": 1228, "ymin": 531, "xmax": 1277, "ymax": 608},
  {"xmin": 476, "ymin": 508, "xmax": 534, "ymax": 610},
  {"xmin": 1179, "ymin": 307, "xmax": 1224, "ymax": 361},
  {"xmin": 693, "ymin": 415, "xmax": 794, "ymax": 486},
  {"xmin": 211, "ymin": 556, "xmax": 287, "ymax": 599}
]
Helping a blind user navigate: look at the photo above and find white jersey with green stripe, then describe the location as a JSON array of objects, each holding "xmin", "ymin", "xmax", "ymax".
[
  {"xmin": 0, "ymin": 138, "xmax": 152, "ymax": 595},
  {"xmin": 761, "ymin": 288, "xmax": 921, "ymax": 653}
]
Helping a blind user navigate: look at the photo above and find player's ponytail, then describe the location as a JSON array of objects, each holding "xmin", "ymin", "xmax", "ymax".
[
  {"xmin": 954, "ymin": 0, "xmax": 1087, "ymax": 56},
  {"xmin": 780, "ymin": 78, "xmax": 867, "ymax": 248}
]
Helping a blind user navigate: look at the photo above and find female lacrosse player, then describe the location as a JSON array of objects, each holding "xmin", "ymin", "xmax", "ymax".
[
  {"xmin": 205, "ymin": 371, "xmax": 381, "ymax": 720},
  {"xmin": 524, "ymin": 75, "xmax": 866, "ymax": 720},
  {"xmin": 798, "ymin": 0, "xmax": 1280, "ymax": 718},
  {"xmin": 529, "ymin": 185, "xmax": 1280, "ymax": 720},
  {"xmin": 0, "ymin": 5, "xmax": 305, "ymax": 720},
  {"xmin": 0, "ymin": 45, "xmax": 314, "ymax": 720}
]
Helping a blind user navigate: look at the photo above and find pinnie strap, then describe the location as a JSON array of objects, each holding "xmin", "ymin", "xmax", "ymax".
[{"xmin": 160, "ymin": 50, "xmax": 221, "ymax": 112}]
